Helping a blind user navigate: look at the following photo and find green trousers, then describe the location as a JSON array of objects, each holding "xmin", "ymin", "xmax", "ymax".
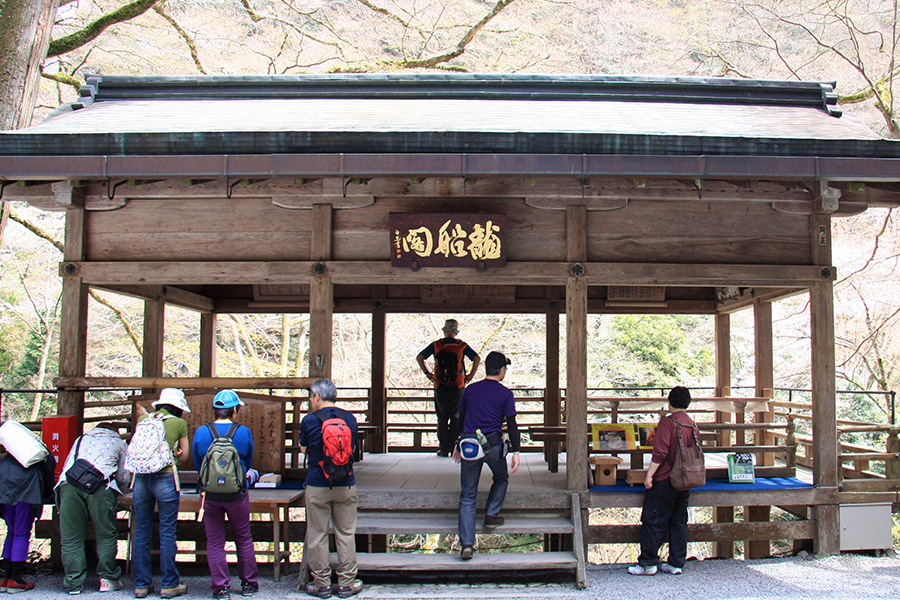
[{"xmin": 58, "ymin": 482, "xmax": 122, "ymax": 591}]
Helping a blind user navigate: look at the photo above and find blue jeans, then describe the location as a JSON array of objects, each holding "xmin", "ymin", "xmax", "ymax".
[
  {"xmin": 132, "ymin": 473, "xmax": 180, "ymax": 589},
  {"xmin": 458, "ymin": 443, "xmax": 508, "ymax": 547}
]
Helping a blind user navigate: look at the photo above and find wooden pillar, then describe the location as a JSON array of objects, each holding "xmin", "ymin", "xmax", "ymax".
[
  {"xmin": 58, "ymin": 208, "xmax": 88, "ymax": 425},
  {"xmin": 142, "ymin": 298, "xmax": 165, "ymax": 380},
  {"xmin": 545, "ymin": 309, "xmax": 560, "ymax": 428},
  {"xmin": 309, "ymin": 204, "xmax": 333, "ymax": 379},
  {"xmin": 810, "ymin": 212, "xmax": 840, "ymax": 555},
  {"xmin": 713, "ymin": 312, "xmax": 734, "ymax": 559},
  {"xmin": 754, "ymin": 300, "xmax": 775, "ymax": 465},
  {"xmin": 199, "ymin": 313, "xmax": 217, "ymax": 377},
  {"xmin": 371, "ymin": 310, "xmax": 387, "ymax": 453},
  {"xmin": 566, "ymin": 205, "xmax": 588, "ymax": 490}
]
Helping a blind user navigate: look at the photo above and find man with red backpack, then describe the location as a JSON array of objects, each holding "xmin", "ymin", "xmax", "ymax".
[
  {"xmin": 416, "ymin": 319, "xmax": 481, "ymax": 457},
  {"xmin": 299, "ymin": 378, "xmax": 362, "ymax": 599}
]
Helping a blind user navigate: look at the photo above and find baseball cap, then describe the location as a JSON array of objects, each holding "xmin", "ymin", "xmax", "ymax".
[
  {"xmin": 485, "ymin": 351, "xmax": 511, "ymax": 372},
  {"xmin": 213, "ymin": 389, "xmax": 245, "ymax": 409}
]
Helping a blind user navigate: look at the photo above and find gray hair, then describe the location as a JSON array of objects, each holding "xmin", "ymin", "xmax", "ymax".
[{"xmin": 310, "ymin": 377, "xmax": 337, "ymax": 402}]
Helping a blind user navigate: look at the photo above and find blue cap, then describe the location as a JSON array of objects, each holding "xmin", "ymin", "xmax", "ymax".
[{"xmin": 213, "ymin": 389, "xmax": 245, "ymax": 409}]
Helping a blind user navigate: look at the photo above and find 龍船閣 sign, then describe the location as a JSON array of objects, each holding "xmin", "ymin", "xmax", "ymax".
[{"xmin": 390, "ymin": 214, "xmax": 506, "ymax": 268}]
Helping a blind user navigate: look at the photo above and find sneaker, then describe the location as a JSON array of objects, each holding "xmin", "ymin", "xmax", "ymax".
[
  {"xmin": 161, "ymin": 582, "xmax": 188, "ymax": 599},
  {"xmin": 659, "ymin": 563, "xmax": 683, "ymax": 575},
  {"xmin": 100, "ymin": 579, "xmax": 123, "ymax": 593},
  {"xmin": 0, "ymin": 579, "xmax": 8, "ymax": 593},
  {"xmin": 305, "ymin": 582, "xmax": 332, "ymax": 599},
  {"xmin": 460, "ymin": 546, "xmax": 474, "ymax": 560},
  {"xmin": 483, "ymin": 514, "xmax": 505, "ymax": 528},
  {"xmin": 213, "ymin": 589, "xmax": 231, "ymax": 600},
  {"xmin": 627, "ymin": 564, "xmax": 657, "ymax": 576},
  {"xmin": 336, "ymin": 580, "xmax": 363, "ymax": 599},
  {"xmin": 240, "ymin": 581, "xmax": 259, "ymax": 596},
  {"xmin": 7, "ymin": 580, "xmax": 36, "ymax": 593},
  {"xmin": 67, "ymin": 586, "xmax": 85, "ymax": 595},
  {"xmin": 134, "ymin": 587, "xmax": 152, "ymax": 599}
]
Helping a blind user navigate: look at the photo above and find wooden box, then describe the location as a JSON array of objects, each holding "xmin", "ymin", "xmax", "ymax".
[
  {"xmin": 626, "ymin": 469, "xmax": 648, "ymax": 486},
  {"xmin": 589, "ymin": 455, "xmax": 623, "ymax": 486}
]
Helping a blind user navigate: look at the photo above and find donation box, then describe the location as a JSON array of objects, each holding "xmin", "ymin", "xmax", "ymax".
[{"xmin": 42, "ymin": 415, "xmax": 80, "ymax": 481}]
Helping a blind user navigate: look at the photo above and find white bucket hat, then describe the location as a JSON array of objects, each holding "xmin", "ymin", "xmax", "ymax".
[{"xmin": 152, "ymin": 387, "xmax": 191, "ymax": 413}]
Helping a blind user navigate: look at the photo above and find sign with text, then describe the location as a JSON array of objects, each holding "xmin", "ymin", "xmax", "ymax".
[{"xmin": 390, "ymin": 213, "xmax": 506, "ymax": 268}]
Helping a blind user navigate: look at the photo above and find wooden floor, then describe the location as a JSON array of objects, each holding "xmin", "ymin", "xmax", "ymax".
[{"xmin": 355, "ymin": 451, "xmax": 567, "ymax": 493}]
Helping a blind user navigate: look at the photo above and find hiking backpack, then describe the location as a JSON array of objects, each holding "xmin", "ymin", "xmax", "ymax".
[
  {"xmin": 433, "ymin": 340, "xmax": 467, "ymax": 388},
  {"xmin": 668, "ymin": 417, "xmax": 706, "ymax": 491},
  {"xmin": 198, "ymin": 423, "xmax": 245, "ymax": 496},
  {"xmin": 125, "ymin": 413, "xmax": 173, "ymax": 474},
  {"xmin": 315, "ymin": 408, "xmax": 354, "ymax": 486}
]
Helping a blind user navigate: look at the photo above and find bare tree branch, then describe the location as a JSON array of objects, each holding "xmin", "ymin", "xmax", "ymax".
[
  {"xmin": 48, "ymin": 0, "xmax": 162, "ymax": 57},
  {"xmin": 152, "ymin": 1, "xmax": 207, "ymax": 75}
]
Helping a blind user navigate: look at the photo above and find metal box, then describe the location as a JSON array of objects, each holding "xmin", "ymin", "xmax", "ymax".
[{"xmin": 839, "ymin": 503, "xmax": 893, "ymax": 551}]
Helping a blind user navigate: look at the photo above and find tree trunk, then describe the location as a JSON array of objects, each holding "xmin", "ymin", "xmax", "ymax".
[{"xmin": 0, "ymin": 0, "xmax": 59, "ymax": 131}]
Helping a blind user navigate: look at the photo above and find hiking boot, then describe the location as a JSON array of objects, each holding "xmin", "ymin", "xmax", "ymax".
[
  {"xmin": 161, "ymin": 582, "xmax": 188, "ymax": 599},
  {"xmin": 240, "ymin": 581, "xmax": 259, "ymax": 596},
  {"xmin": 67, "ymin": 585, "xmax": 84, "ymax": 595},
  {"xmin": 627, "ymin": 564, "xmax": 657, "ymax": 575},
  {"xmin": 659, "ymin": 563, "xmax": 683, "ymax": 575},
  {"xmin": 100, "ymin": 579, "xmax": 123, "ymax": 593},
  {"xmin": 305, "ymin": 582, "xmax": 332, "ymax": 599},
  {"xmin": 483, "ymin": 514, "xmax": 505, "ymax": 528},
  {"xmin": 213, "ymin": 588, "xmax": 231, "ymax": 600},
  {"xmin": 134, "ymin": 587, "xmax": 152, "ymax": 599},
  {"xmin": 6, "ymin": 580, "xmax": 36, "ymax": 593},
  {"xmin": 336, "ymin": 580, "xmax": 363, "ymax": 599},
  {"xmin": 460, "ymin": 546, "xmax": 474, "ymax": 560}
]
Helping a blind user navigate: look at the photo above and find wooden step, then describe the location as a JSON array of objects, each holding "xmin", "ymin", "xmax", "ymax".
[
  {"xmin": 347, "ymin": 551, "xmax": 579, "ymax": 571},
  {"xmin": 355, "ymin": 515, "xmax": 574, "ymax": 535}
]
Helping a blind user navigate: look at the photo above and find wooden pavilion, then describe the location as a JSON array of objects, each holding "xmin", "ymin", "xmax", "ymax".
[{"xmin": 2, "ymin": 74, "xmax": 900, "ymax": 583}]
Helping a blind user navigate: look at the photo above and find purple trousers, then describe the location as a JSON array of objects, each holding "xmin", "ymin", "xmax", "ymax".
[
  {"xmin": 204, "ymin": 492, "xmax": 259, "ymax": 592},
  {"xmin": 1, "ymin": 503, "xmax": 36, "ymax": 562}
]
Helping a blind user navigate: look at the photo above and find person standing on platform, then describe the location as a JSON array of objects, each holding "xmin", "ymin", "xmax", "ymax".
[
  {"xmin": 130, "ymin": 388, "xmax": 190, "ymax": 599},
  {"xmin": 416, "ymin": 319, "xmax": 481, "ymax": 457},
  {"xmin": 300, "ymin": 378, "xmax": 362, "ymax": 600},
  {"xmin": 0, "ymin": 432, "xmax": 55, "ymax": 594},
  {"xmin": 56, "ymin": 422, "xmax": 131, "ymax": 595},
  {"xmin": 192, "ymin": 390, "xmax": 260, "ymax": 600},
  {"xmin": 453, "ymin": 351, "xmax": 520, "ymax": 561},
  {"xmin": 628, "ymin": 385, "xmax": 695, "ymax": 576}
]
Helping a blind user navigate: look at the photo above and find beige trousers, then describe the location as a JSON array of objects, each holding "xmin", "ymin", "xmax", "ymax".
[{"xmin": 304, "ymin": 485, "xmax": 359, "ymax": 588}]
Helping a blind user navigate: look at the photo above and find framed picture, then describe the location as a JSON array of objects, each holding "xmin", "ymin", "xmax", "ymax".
[
  {"xmin": 636, "ymin": 424, "xmax": 658, "ymax": 449},
  {"xmin": 590, "ymin": 423, "xmax": 637, "ymax": 451}
]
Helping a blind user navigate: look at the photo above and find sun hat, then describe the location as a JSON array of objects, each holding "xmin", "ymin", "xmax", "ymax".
[
  {"xmin": 213, "ymin": 389, "xmax": 245, "ymax": 409},
  {"xmin": 152, "ymin": 388, "xmax": 191, "ymax": 413},
  {"xmin": 442, "ymin": 319, "xmax": 459, "ymax": 334}
]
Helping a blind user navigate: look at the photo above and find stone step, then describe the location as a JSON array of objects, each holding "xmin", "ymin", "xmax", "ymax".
[
  {"xmin": 347, "ymin": 550, "xmax": 579, "ymax": 571},
  {"xmin": 355, "ymin": 514, "xmax": 575, "ymax": 535}
]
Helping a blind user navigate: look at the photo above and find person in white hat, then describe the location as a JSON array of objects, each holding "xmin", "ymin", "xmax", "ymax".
[{"xmin": 132, "ymin": 388, "xmax": 191, "ymax": 599}]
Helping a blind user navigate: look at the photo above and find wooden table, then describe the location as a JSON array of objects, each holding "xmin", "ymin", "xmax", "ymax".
[{"xmin": 120, "ymin": 488, "xmax": 304, "ymax": 582}]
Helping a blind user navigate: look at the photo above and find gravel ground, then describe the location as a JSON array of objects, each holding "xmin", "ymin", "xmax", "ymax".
[{"xmin": 18, "ymin": 553, "xmax": 900, "ymax": 600}]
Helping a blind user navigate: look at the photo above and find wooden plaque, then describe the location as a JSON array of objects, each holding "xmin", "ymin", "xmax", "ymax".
[{"xmin": 390, "ymin": 213, "xmax": 506, "ymax": 268}]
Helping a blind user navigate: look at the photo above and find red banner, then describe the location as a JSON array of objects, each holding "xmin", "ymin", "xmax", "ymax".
[{"xmin": 390, "ymin": 213, "xmax": 506, "ymax": 268}]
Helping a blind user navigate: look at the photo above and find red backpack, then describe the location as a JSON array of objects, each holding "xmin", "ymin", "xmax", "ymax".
[{"xmin": 314, "ymin": 408, "xmax": 354, "ymax": 486}]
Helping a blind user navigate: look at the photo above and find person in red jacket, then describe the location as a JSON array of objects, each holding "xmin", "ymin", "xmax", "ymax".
[{"xmin": 628, "ymin": 386, "xmax": 695, "ymax": 576}]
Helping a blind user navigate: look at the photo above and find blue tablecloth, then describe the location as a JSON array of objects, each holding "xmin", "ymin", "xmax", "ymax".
[{"xmin": 590, "ymin": 477, "xmax": 813, "ymax": 493}]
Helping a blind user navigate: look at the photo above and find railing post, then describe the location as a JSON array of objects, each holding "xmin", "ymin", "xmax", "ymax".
[
  {"xmin": 786, "ymin": 415, "xmax": 797, "ymax": 470},
  {"xmin": 886, "ymin": 429, "xmax": 900, "ymax": 480}
]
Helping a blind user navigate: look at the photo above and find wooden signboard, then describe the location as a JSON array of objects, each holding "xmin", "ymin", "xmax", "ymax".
[
  {"xmin": 390, "ymin": 213, "xmax": 506, "ymax": 268},
  {"xmin": 132, "ymin": 390, "xmax": 287, "ymax": 474}
]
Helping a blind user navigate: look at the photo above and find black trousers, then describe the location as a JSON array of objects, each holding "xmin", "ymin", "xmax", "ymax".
[
  {"xmin": 638, "ymin": 477, "xmax": 690, "ymax": 568},
  {"xmin": 434, "ymin": 385, "xmax": 463, "ymax": 454}
]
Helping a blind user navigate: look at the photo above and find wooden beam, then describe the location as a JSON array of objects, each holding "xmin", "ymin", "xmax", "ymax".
[
  {"xmin": 566, "ymin": 276, "xmax": 588, "ymax": 491},
  {"xmin": 65, "ymin": 261, "xmax": 836, "ymax": 288},
  {"xmin": 810, "ymin": 280, "xmax": 839, "ymax": 555},
  {"xmin": 311, "ymin": 203, "xmax": 332, "ymax": 262},
  {"xmin": 717, "ymin": 287, "xmax": 806, "ymax": 313},
  {"xmin": 53, "ymin": 376, "xmax": 317, "ymax": 390},
  {"xmin": 371, "ymin": 309, "xmax": 387, "ymax": 453},
  {"xmin": 714, "ymin": 312, "xmax": 734, "ymax": 559},
  {"xmin": 545, "ymin": 310, "xmax": 560, "ymax": 428},
  {"xmin": 88, "ymin": 285, "xmax": 213, "ymax": 312},
  {"xmin": 58, "ymin": 209, "xmax": 89, "ymax": 426},
  {"xmin": 309, "ymin": 276, "xmax": 333, "ymax": 379},
  {"xmin": 142, "ymin": 298, "xmax": 165, "ymax": 384},
  {"xmin": 199, "ymin": 313, "xmax": 216, "ymax": 377},
  {"xmin": 754, "ymin": 300, "xmax": 775, "ymax": 466},
  {"xmin": 566, "ymin": 205, "xmax": 587, "ymax": 263}
]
